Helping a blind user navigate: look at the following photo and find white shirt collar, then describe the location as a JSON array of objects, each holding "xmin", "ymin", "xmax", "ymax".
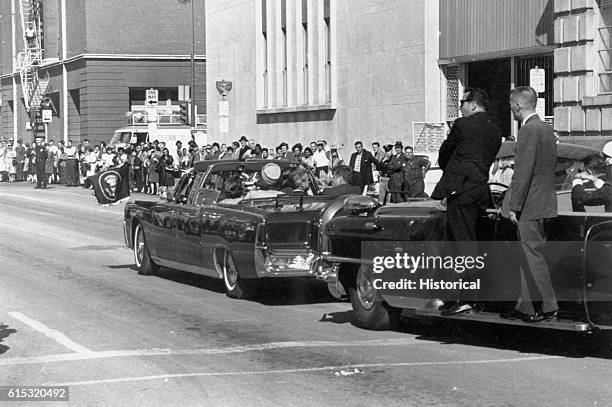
[{"xmin": 522, "ymin": 113, "xmax": 538, "ymax": 127}]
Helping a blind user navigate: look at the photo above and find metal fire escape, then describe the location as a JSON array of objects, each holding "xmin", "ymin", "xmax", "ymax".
[{"xmin": 16, "ymin": 0, "xmax": 49, "ymax": 126}]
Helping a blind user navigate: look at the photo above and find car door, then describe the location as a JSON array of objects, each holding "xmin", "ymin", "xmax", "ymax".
[
  {"xmin": 173, "ymin": 171, "xmax": 206, "ymax": 270},
  {"xmin": 145, "ymin": 201, "xmax": 178, "ymax": 262}
]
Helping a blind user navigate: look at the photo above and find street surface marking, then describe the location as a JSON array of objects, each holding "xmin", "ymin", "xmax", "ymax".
[
  {"xmin": 7, "ymin": 312, "xmax": 92, "ymax": 354},
  {"xmin": 48, "ymin": 355, "xmax": 561, "ymax": 387},
  {"xmin": 0, "ymin": 338, "xmax": 421, "ymax": 366}
]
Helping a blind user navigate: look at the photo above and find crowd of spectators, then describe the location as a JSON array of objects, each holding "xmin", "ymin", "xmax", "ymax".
[{"xmin": 0, "ymin": 134, "xmax": 434, "ymax": 202}]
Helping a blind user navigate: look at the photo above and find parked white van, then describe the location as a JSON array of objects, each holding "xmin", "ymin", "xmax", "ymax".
[{"xmin": 109, "ymin": 126, "xmax": 207, "ymax": 157}]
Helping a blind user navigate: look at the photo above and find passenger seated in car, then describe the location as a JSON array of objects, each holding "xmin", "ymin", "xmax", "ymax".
[
  {"xmin": 219, "ymin": 174, "xmax": 245, "ymax": 205},
  {"xmin": 571, "ymin": 171, "xmax": 612, "ymax": 212},
  {"xmin": 321, "ymin": 165, "xmax": 362, "ymax": 197},
  {"xmin": 241, "ymin": 163, "xmax": 286, "ymax": 200},
  {"xmin": 279, "ymin": 166, "xmax": 311, "ymax": 195}
]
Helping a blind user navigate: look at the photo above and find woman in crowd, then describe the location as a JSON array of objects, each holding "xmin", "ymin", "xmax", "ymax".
[
  {"xmin": 301, "ymin": 147, "xmax": 315, "ymax": 170},
  {"xmin": 158, "ymin": 148, "xmax": 175, "ymax": 196},
  {"xmin": 46, "ymin": 143, "xmax": 57, "ymax": 184},
  {"xmin": 6, "ymin": 143, "xmax": 16, "ymax": 182},
  {"xmin": 27, "ymin": 142, "xmax": 37, "ymax": 183},
  {"xmin": 0, "ymin": 140, "xmax": 7, "ymax": 182},
  {"xmin": 146, "ymin": 147, "xmax": 160, "ymax": 195}
]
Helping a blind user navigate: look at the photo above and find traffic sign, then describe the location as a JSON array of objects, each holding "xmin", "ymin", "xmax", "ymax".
[
  {"xmin": 530, "ymin": 69, "xmax": 546, "ymax": 93},
  {"xmin": 146, "ymin": 89, "xmax": 159, "ymax": 106},
  {"xmin": 42, "ymin": 109, "xmax": 52, "ymax": 123}
]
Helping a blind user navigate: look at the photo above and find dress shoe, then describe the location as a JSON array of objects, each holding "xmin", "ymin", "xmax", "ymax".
[
  {"xmin": 441, "ymin": 302, "xmax": 473, "ymax": 316},
  {"xmin": 500, "ymin": 309, "xmax": 527, "ymax": 319},
  {"xmin": 522, "ymin": 310, "xmax": 559, "ymax": 323}
]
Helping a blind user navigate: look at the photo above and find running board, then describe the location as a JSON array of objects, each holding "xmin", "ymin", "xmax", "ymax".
[{"xmin": 403, "ymin": 308, "xmax": 606, "ymax": 332}]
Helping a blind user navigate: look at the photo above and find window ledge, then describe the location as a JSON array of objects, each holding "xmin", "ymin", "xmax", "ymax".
[
  {"xmin": 256, "ymin": 104, "xmax": 335, "ymax": 115},
  {"xmin": 582, "ymin": 95, "xmax": 612, "ymax": 107}
]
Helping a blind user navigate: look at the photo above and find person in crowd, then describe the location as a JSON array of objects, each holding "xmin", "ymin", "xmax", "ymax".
[
  {"xmin": 261, "ymin": 149, "xmax": 269, "ymax": 159},
  {"xmin": 432, "ymin": 87, "xmax": 501, "ymax": 316},
  {"xmin": 377, "ymin": 144, "xmax": 394, "ymax": 204},
  {"xmin": 130, "ymin": 149, "xmax": 144, "ymax": 192},
  {"xmin": 158, "ymin": 148, "xmax": 175, "ymax": 196},
  {"xmin": 6, "ymin": 143, "xmax": 16, "ymax": 183},
  {"xmin": 222, "ymin": 146, "xmax": 235, "ymax": 160},
  {"xmin": 386, "ymin": 141, "xmax": 407, "ymax": 203},
  {"xmin": 147, "ymin": 146, "xmax": 160, "ymax": 195},
  {"xmin": 401, "ymin": 146, "xmax": 431, "ymax": 199},
  {"xmin": 45, "ymin": 142, "xmax": 57, "ymax": 184},
  {"xmin": 0, "ymin": 140, "xmax": 7, "ymax": 182},
  {"xmin": 275, "ymin": 145, "xmax": 284, "ymax": 160},
  {"xmin": 219, "ymin": 143, "xmax": 228, "ymax": 159},
  {"xmin": 372, "ymin": 142, "xmax": 386, "ymax": 162},
  {"xmin": 502, "ymin": 86, "xmax": 558, "ymax": 323},
  {"xmin": 349, "ymin": 141, "xmax": 380, "ymax": 192},
  {"xmin": 84, "ymin": 147, "xmax": 99, "ymax": 179},
  {"xmin": 15, "ymin": 139, "xmax": 26, "ymax": 182},
  {"xmin": 252, "ymin": 144, "xmax": 263, "ymax": 158},
  {"xmin": 212, "ymin": 142, "xmax": 221, "ymax": 159},
  {"xmin": 64, "ymin": 139, "xmax": 79, "ymax": 186},
  {"xmin": 301, "ymin": 147, "xmax": 315, "ymax": 170},
  {"xmin": 28, "ymin": 141, "xmax": 38, "ymax": 183},
  {"xmin": 321, "ymin": 165, "xmax": 362, "ymax": 197},
  {"xmin": 280, "ymin": 142, "xmax": 292, "ymax": 160},
  {"xmin": 238, "ymin": 136, "xmax": 251, "ymax": 160},
  {"xmin": 292, "ymin": 144, "xmax": 303, "ymax": 160},
  {"xmin": 34, "ymin": 137, "xmax": 48, "ymax": 189},
  {"xmin": 330, "ymin": 146, "xmax": 344, "ymax": 168},
  {"xmin": 312, "ymin": 142, "xmax": 330, "ymax": 179}
]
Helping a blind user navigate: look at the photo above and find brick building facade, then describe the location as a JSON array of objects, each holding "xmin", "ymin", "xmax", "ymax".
[{"xmin": 0, "ymin": 0, "xmax": 206, "ymax": 144}]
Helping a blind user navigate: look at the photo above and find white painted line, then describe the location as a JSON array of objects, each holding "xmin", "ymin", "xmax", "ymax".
[
  {"xmin": 49, "ymin": 355, "xmax": 561, "ymax": 387},
  {"xmin": 8, "ymin": 311, "xmax": 92, "ymax": 354},
  {"xmin": 0, "ymin": 338, "xmax": 419, "ymax": 367}
]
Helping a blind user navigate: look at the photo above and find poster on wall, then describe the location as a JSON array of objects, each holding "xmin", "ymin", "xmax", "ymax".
[{"xmin": 411, "ymin": 122, "xmax": 447, "ymax": 167}]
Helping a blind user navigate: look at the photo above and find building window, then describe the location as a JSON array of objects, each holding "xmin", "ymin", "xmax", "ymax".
[
  {"xmin": 445, "ymin": 65, "xmax": 459, "ymax": 121},
  {"xmin": 599, "ymin": 1, "xmax": 612, "ymax": 94}
]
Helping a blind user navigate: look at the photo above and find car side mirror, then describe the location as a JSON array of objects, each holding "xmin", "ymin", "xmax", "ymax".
[{"xmin": 344, "ymin": 195, "xmax": 379, "ymax": 213}]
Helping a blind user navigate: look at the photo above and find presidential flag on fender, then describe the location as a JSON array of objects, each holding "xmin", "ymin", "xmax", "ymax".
[{"xmin": 86, "ymin": 164, "xmax": 130, "ymax": 205}]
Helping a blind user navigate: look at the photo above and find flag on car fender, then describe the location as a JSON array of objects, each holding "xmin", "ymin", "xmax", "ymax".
[{"xmin": 86, "ymin": 163, "xmax": 130, "ymax": 205}]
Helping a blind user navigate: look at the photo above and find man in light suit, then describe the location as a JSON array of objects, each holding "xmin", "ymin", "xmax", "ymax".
[{"xmin": 503, "ymin": 86, "xmax": 558, "ymax": 323}]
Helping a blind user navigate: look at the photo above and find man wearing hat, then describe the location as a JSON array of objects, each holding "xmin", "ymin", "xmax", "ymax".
[
  {"xmin": 386, "ymin": 141, "xmax": 407, "ymax": 203},
  {"xmin": 238, "ymin": 136, "xmax": 251, "ymax": 161},
  {"xmin": 34, "ymin": 135, "xmax": 48, "ymax": 189}
]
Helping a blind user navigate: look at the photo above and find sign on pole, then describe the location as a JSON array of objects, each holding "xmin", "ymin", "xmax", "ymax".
[
  {"xmin": 146, "ymin": 88, "xmax": 159, "ymax": 106},
  {"xmin": 530, "ymin": 68, "xmax": 546, "ymax": 93},
  {"xmin": 42, "ymin": 109, "xmax": 52, "ymax": 123}
]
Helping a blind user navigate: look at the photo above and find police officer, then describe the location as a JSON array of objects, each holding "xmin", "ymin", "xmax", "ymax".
[
  {"xmin": 401, "ymin": 146, "xmax": 431, "ymax": 199},
  {"xmin": 34, "ymin": 136, "xmax": 48, "ymax": 189}
]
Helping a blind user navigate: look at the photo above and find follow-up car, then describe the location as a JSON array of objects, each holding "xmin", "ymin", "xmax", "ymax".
[
  {"xmin": 123, "ymin": 159, "xmax": 352, "ymax": 299},
  {"xmin": 318, "ymin": 143, "xmax": 612, "ymax": 333}
]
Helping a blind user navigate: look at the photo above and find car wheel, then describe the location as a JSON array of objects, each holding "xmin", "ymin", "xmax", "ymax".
[
  {"xmin": 134, "ymin": 224, "xmax": 159, "ymax": 276},
  {"xmin": 349, "ymin": 265, "xmax": 400, "ymax": 330},
  {"xmin": 220, "ymin": 249, "xmax": 258, "ymax": 299}
]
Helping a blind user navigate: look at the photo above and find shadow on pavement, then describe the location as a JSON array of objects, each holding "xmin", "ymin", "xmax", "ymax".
[
  {"xmin": 0, "ymin": 324, "xmax": 17, "ymax": 355},
  {"xmin": 254, "ymin": 278, "xmax": 342, "ymax": 306},
  {"xmin": 394, "ymin": 318, "xmax": 612, "ymax": 359},
  {"xmin": 154, "ymin": 268, "xmax": 226, "ymax": 294},
  {"xmin": 319, "ymin": 311, "xmax": 355, "ymax": 324}
]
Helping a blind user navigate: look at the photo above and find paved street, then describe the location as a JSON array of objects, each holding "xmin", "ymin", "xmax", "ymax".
[{"xmin": 0, "ymin": 182, "xmax": 611, "ymax": 406}]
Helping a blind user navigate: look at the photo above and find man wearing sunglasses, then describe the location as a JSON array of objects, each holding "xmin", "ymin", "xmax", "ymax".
[{"xmin": 432, "ymin": 87, "xmax": 502, "ymax": 316}]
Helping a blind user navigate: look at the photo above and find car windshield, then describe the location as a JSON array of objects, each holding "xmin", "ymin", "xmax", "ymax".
[
  {"xmin": 202, "ymin": 162, "xmax": 320, "ymax": 204},
  {"xmin": 110, "ymin": 131, "xmax": 132, "ymax": 144}
]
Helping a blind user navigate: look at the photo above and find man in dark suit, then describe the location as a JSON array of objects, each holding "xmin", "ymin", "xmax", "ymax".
[
  {"xmin": 503, "ymin": 86, "xmax": 558, "ymax": 323},
  {"xmin": 386, "ymin": 142, "xmax": 407, "ymax": 203},
  {"xmin": 34, "ymin": 136, "xmax": 48, "ymax": 189},
  {"xmin": 238, "ymin": 136, "xmax": 251, "ymax": 161},
  {"xmin": 432, "ymin": 88, "xmax": 501, "ymax": 315},
  {"xmin": 322, "ymin": 165, "xmax": 363, "ymax": 197},
  {"xmin": 349, "ymin": 141, "xmax": 380, "ymax": 191},
  {"xmin": 433, "ymin": 88, "xmax": 501, "ymax": 241},
  {"xmin": 571, "ymin": 171, "xmax": 612, "ymax": 212}
]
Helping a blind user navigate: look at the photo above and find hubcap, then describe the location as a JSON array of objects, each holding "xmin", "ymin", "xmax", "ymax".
[
  {"xmin": 135, "ymin": 227, "xmax": 144, "ymax": 267},
  {"xmin": 356, "ymin": 268, "xmax": 376, "ymax": 310},
  {"xmin": 223, "ymin": 251, "xmax": 237, "ymax": 290}
]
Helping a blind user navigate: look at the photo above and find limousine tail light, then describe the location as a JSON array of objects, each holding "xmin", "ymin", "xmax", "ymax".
[{"xmin": 255, "ymin": 222, "xmax": 267, "ymax": 249}]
